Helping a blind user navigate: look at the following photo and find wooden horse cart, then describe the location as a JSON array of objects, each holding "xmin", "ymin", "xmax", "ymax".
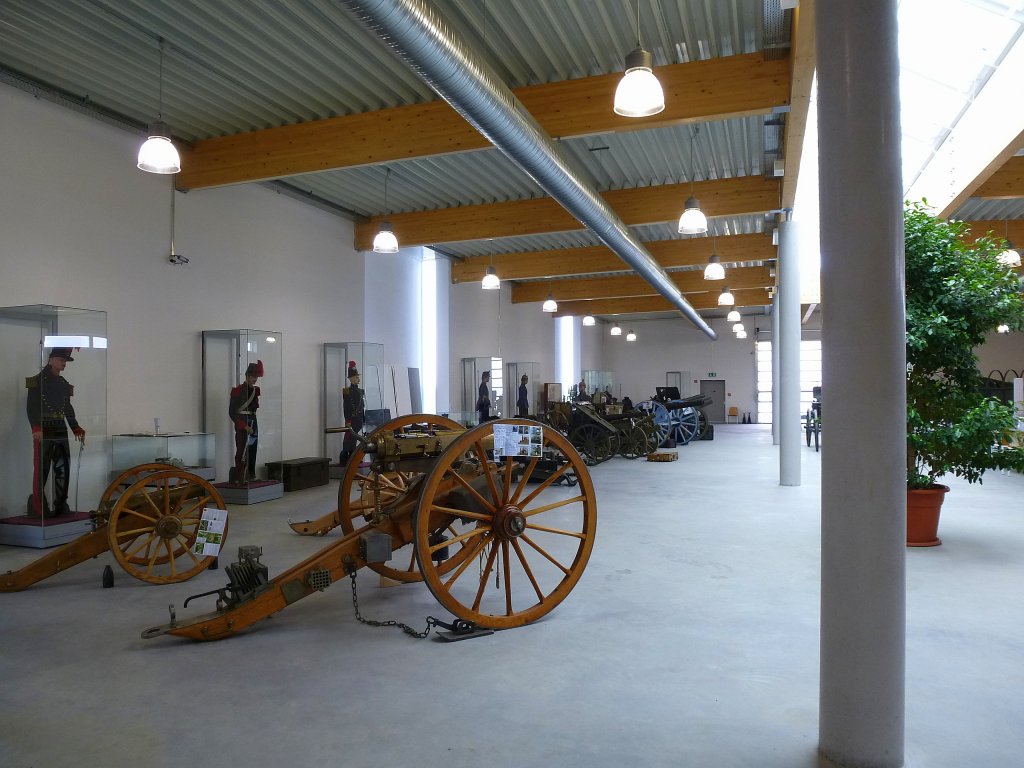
[
  {"xmin": 1, "ymin": 464, "xmax": 226, "ymax": 592},
  {"xmin": 141, "ymin": 416, "xmax": 597, "ymax": 641}
]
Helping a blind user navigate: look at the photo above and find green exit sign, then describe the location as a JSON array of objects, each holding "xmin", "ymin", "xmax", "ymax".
[{"xmin": 707, "ymin": 372, "xmax": 717, "ymax": 378}]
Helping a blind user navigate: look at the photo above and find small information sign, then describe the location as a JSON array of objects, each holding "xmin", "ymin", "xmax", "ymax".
[
  {"xmin": 492, "ymin": 423, "xmax": 544, "ymax": 459},
  {"xmin": 192, "ymin": 508, "xmax": 228, "ymax": 557}
]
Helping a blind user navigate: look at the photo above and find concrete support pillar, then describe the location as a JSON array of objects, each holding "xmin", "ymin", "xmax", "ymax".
[
  {"xmin": 817, "ymin": 2, "xmax": 907, "ymax": 767},
  {"xmin": 772, "ymin": 293, "xmax": 781, "ymax": 444},
  {"xmin": 778, "ymin": 217, "xmax": 801, "ymax": 486}
]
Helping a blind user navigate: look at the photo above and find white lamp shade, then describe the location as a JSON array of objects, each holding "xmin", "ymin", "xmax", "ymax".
[
  {"xmin": 582, "ymin": 315, "xmax": 596, "ymax": 326},
  {"xmin": 372, "ymin": 221, "xmax": 399, "ymax": 254},
  {"xmin": 610, "ymin": 325, "xmax": 622, "ymax": 336},
  {"xmin": 678, "ymin": 196, "xmax": 708, "ymax": 234},
  {"xmin": 542, "ymin": 295, "xmax": 558, "ymax": 312},
  {"xmin": 704, "ymin": 255, "xmax": 725, "ymax": 280},
  {"xmin": 137, "ymin": 123, "xmax": 181, "ymax": 174},
  {"xmin": 481, "ymin": 266, "xmax": 501, "ymax": 290},
  {"xmin": 626, "ymin": 330, "xmax": 637, "ymax": 341},
  {"xmin": 613, "ymin": 48, "xmax": 665, "ymax": 118},
  {"xmin": 998, "ymin": 246, "xmax": 1021, "ymax": 268},
  {"xmin": 718, "ymin": 287, "xmax": 735, "ymax": 306},
  {"xmin": 732, "ymin": 322, "xmax": 744, "ymax": 333},
  {"xmin": 726, "ymin": 309, "xmax": 741, "ymax": 322},
  {"xmin": 997, "ymin": 323, "xmax": 1010, "ymax": 334},
  {"xmin": 736, "ymin": 329, "xmax": 748, "ymax": 339}
]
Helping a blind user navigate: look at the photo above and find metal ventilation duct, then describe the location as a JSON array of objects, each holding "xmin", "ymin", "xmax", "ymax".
[{"xmin": 338, "ymin": 0, "xmax": 716, "ymax": 339}]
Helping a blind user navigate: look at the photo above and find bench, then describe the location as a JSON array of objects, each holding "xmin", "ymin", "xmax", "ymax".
[{"xmin": 265, "ymin": 457, "xmax": 330, "ymax": 492}]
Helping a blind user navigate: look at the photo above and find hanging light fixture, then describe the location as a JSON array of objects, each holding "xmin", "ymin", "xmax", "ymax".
[
  {"xmin": 997, "ymin": 323, "xmax": 1010, "ymax": 334},
  {"xmin": 481, "ymin": 265, "xmax": 500, "ymax": 290},
  {"xmin": 542, "ymin": 292, "xmax": 558, "ymax": 312},
  {"xmin": 582, "ymin": 315, "xmax": 596, "ymax": 326},
  {"xmin": 612, "ymin": 1, "xmax": 664, "ymax": 118},
  {"xmin": 372, "ymin": 168, "xmax": 399, "ymax": 253},
  {"xmin": 678, "ymin": 126, "xmax": 708, "ymax": 235},
  {"xmin": 732, "ymin": 322, "xmax": 744, "ymax": 333},
  {"xmin": 998, "ymin": 222, "xmax": 1021, "ymax": 267},
  {"xmin": 736, "ymin": 329, "xmax": 748, "ymax": 339},
  {"xmin": 137, "ymin": 38, "xmax": 181, "ymax": 174},
  {"xmin": 610, "ymin": 324, "xmax": 622, "ymax": 336},
  {"xmin": 718, "ymin": 286, "xmax": 735, "ymax": 306},
  {"xmin": 703, "ymin": 231, "xmax": 725, "ymax": 280},
  {"xmin": 626, "ymin": 329, "xmax": 637, "ymax": 341},
  {"xmin": 726, "ymin": 309, "xmax": 741, "ymax": 323}
]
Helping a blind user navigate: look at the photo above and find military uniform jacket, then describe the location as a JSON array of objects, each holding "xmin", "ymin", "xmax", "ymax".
[
  {"xmin": 343, "ymin": 384, "xmax": 365, "ymax": 422},
  {"xmin": 229, "ymin": 383, "xmax": 260, "ymax": 430},
  {"xmin": 26, "ymin": 367, "xmax": 81, "ymax": 433}
]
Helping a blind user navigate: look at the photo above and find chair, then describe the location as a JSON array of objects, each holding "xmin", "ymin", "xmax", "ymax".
[{"xmin": 726, "ymin": 406, "xmax": 740, "ymax": 423}]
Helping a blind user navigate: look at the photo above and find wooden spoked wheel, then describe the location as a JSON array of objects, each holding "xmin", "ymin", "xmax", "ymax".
[
  {"xmin": 107, "ymin": 469, "xmax": 227, "ymax": 584},
  {"xmin": 569, "ymin": 423, "xmax": 615, "ymax": 465},
  {"xmin": 338, "ymin": 413, "xmax": 464, "ymax": 582},
  {"xmin": 97, "ymin": 462, "xmax": 178, "ymax": 515},
  {"xmin": 636, "ymin": 400, "xmax": 671, "ymax": 445},
  {"xmin": 415, "ymin": 419, "xmax": 597, "ymax": 629}
]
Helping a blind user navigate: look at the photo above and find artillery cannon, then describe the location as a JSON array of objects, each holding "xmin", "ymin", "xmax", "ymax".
[
  {"xmin": 638, "ymin": 387, "xmax": 712, "ymax": 446},
  {"xmin": 1, "ymin": 464, "xmax": 226, "ymax": 592},
  {"xmin": 141, "ymin": 417, "xmax": 596, "ymax": 641}
]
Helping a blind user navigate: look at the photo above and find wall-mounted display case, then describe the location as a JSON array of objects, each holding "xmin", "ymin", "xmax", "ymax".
[
  {"xmin": 504, "ymin": 361, "xmax": 539, "ymax": 418},
  {"xmin": 0, "ymin": 305, "xmax": 108, "ymax": 547},
  {"xmin": 462, "ymin": 356, "xmax": 502, "ymax": 425}
]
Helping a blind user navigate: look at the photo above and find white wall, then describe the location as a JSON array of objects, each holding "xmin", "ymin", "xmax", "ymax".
[
  {"xmin": 363, "ymin": 246, "xmax": 422, "ymax": 368},
  {"xmin": 447, "ymin": 282, "xmax": 559, "ymax": 411},
  {"xmin": 602, "ymin": 315, "xmax": 765, "ymax": 416},
  {"xmin": 0, "ymin": 84, "xmax": 367, "ymax": 462},
  {"xmin": 976, "ymin": 331, "xmax": 1024, "ymax": 377}
]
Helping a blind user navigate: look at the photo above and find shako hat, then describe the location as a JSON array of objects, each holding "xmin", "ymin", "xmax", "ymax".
[
  {"xmin": 48, "ymin": 347, "xmax": 75, "ymax": 361},
  {"xmin": 347, "ymin": 360, "xmax": 360, "ymax": 378},
  {"xmin": 245, "ymin": 360, "xmax": 264, "ymax": 378}
]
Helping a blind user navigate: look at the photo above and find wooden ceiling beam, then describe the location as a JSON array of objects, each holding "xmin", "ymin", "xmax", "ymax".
[
  {"xmin": 450, "ymin": 233, "xmax": 775, "ymax": 283},
  {"xmin": 973, "ymin": 156, "xmax": 1024, "ymax": 199},
  {"xmin": 960, "ymin": 219, "xmax": 1024, "ymax": 245},
  {"xmin": 355, "ymin": 176, "xmax": 780, "ymax": 250},
  {"xmin": 552, "ymin": 289, "xmax": 771, "ymax": 317},
  {"xmin": 176, "ymin": 52, "xmax": 790, "ymax": 191},
  {"xmin": 512, "ymin": 266, "xmax": 772, "ymax": 303}
]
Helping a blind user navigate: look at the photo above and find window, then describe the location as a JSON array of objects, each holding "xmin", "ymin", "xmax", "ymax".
[{"xmin": 755, "ymin": 339, "xmax": 822, "ymax": 423}]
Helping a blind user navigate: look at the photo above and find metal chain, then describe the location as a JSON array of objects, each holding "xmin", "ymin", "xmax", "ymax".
[{"xmin": 348, "ymin": 570, "xmax": 432, "ymax": 639}]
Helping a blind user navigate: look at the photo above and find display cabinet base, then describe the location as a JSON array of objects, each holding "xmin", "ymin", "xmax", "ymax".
[
  {"xmin": 266, "ymin": 458, "xmax": 330, "ymax": 492},
  {"xmin": 0, "ymin": 512, "xmax": 93, "ymax": 548},
  {"xmin": 214, "ymin": 481, "xmax": 284, "ymax": 505}
]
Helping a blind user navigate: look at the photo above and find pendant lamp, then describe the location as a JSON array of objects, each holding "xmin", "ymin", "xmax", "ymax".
[
  {"xmin": 373, "ymin": 168, "xmax": 399, "ymax": 253},
  {"xmin": 626, "ymin": 329, "xmax": 637, "ymax": 341},
  {"xmin": 998, "ymin": 222, "xmax": 1021, "ymax": 267},
  {"xmin": 613, "ymin": 3, "xmax": 664, "ymax": 118},
  {"xmin": 582, "ymin": 315, "xmax": 596, "ymax": 326},
  {"xmin": 482, "ymin": 264, "xmax": 500, "ymax": 290},
  {"xmin": 610, "ymin": 324, "xmax": 622, "ymax": 336},
  {"xmin": 736, "ymin": 329, "xmax": 748, "ymax": 339},
  {"xmin": 137, "ymin": 38, "xmax": 181, "ymax": 174},
  {"xmin": 726, "ymin": 309, "xmax": 741, "ymax": 322},
  {"xmin": 997, "ymin": 323, "xmax": 1010, "ymax": 334},
  {"xmin": 718, "ymin": 287, "xmax": 735, "ymax": 306},
  {"xmin": 732, "ymin": 323, "xmax": 744, "ymax": 333},
  {"xmin": 542, "ymin": 293, "xmax": 558, "ymax": 312},
  {"xmin": 678, "ymin": 127, "xmax": 707, "ymax": 235}
]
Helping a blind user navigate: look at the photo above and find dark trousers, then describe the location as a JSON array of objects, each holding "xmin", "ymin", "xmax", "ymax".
[
  {"xmin": 31, "ymin": 430, "xmax": 70, "ymax": 515},
  {"xmin": 232, "ymin": 426, "xmax": 258, "ymax": 483},
  {"xmin": 517, "ymin": 404, "xmax": 529, "ymax": 417},
  {"xmin": 340, "ymin": 416, "xmax": 364, "ymax": 463}
]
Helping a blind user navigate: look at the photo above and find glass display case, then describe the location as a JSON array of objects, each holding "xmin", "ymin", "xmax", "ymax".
[
  {"xmin": 111, "ymin": 432, "xmax": 215, "ymax": 480},
  {"xmin": 583, "ymin": 370, "xmax": 620, "ymax": 402},
  {"xmin": 202, "ymin": 330, "xmax": 283, "ymax": 502},
  {"xmin": 504, "ymin": 361, "xmax": 539, "ymax": 418},
  {"xmin": 323, "ymin": 342, "xmax": 385, "ymax": 475},
  {"xmin": 462, "ymin": 356, "xmax": 503, "ymax": 425},
  {"xmin": 0, "ymin": 305, "xmax": 108, "ymax": 547}
]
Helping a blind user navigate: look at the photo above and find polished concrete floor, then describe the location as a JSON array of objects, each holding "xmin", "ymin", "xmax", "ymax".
[{"xmin": 1, "ymin": 424, "xmax": 1022, "ymax": 768}]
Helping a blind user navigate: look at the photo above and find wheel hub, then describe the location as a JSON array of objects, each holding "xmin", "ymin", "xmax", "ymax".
[
  {"xmin": 492, "ymin": 504, "xmax": 527, "ymax": 540},
  {"xmin": 155, "ymin": 516, "xmax": 183, "ymax": 539}
]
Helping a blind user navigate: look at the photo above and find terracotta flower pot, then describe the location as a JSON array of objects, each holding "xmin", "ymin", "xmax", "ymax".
[{"xmin": 906, "ymin": 484, "xmax": 949, "ymax": 547}]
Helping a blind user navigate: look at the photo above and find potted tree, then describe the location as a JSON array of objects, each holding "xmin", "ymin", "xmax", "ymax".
[{"xmin": 905, "ymin": 201, "xmax": 1024, "ymax": 545}]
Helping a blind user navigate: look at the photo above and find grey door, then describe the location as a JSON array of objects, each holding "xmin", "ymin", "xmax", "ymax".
[{"xmin": 700, "ymin": 379, "xmax": 726, "ymax": 422}]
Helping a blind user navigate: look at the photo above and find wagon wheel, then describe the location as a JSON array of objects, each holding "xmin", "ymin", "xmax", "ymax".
[
  {"xmin": 414, "ymin": 419, "xmax": 597, "ymax": 629},
  {"xmin": 338, "ymin": 413, "xmax": 471, "ymax": 583},
  {"xmin": 696, "ymin": 409, "xmax": 709, "ymax": 439},
  {"xmin": 635, "ymin": 400, "xmax": 670, "ymax": 445},
  {"xmin": 545, "ymin": 407, "xmax": 569, "ymax": 432},
  {"xmin": 569, "ymin": 423, "xmax": 613, "ymax": 465},
  {"xmin": 617, "ymin": 425, "xmax": 645, "ymax": 459},
  {"xmin": 671, "ymin": 407, "xmax": 700, "ymax": 445},
  {"xmin": 97, "ymin": 462, "xmax": 178, "ymax": 517},
  {"xmin": 108, "ymin": 469, "xmax": 226, "ymax": 584},
  {"xmin": 805, "ymin": 410, "xmax": 813, "ymax": 446},
  {"xmin": 813, "ymin": 417, "xmax": 821, "ymax": 452},
  {"xmin": 636, "ymin": 417, "xmax": 662, "ymax": 454}
]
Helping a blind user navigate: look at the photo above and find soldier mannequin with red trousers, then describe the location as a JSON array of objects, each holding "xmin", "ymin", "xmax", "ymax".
[{"xmin": 229, "ymin": 360, "xmax": 263, "ymax": 484}]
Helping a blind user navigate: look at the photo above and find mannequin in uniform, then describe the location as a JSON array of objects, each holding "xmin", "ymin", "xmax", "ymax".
[
  {"xmin": 26, "ymin": 347, "xmax": 85, "ymax": 516},
  {"xmin": 340, "ymin": 361, "xmax": 365, "ymax": 465},
  {"xmin": 229, "ymin": 360, "xmax": 263, "ymax": 484},
  {"xmin": 517, "ymin": 374, "xmax": 529, "ymax": 417},
  {"xmin": 476, "ymin": 370, "xmax": 491, "ymax": 424}
]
